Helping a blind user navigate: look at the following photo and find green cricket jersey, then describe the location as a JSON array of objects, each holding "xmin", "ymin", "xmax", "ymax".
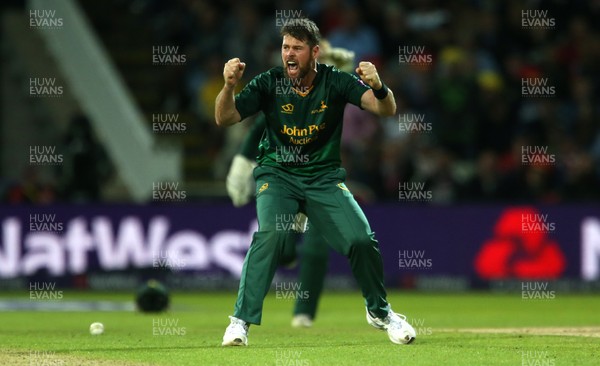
[
  {"xmin": 239, "ymin": 114, "xmax": 265, "ymax": 160},
  {"xmin": 234, "ymin": 63, "xmax": 370, "ymax": 176}
]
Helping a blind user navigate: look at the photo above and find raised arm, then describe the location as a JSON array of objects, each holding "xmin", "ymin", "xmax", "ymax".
[
  {"xmin": 356, "ymin": 61, "xmax": 396, "ymax": 117},
  {"xmin": 215, "ymin": 58, "xmax": 246, "ymax": 127}
]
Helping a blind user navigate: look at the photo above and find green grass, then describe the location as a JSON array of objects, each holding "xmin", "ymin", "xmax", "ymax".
[{"xmin": 1, "ymin": 291, "xmax": 599, "ymax": 365}]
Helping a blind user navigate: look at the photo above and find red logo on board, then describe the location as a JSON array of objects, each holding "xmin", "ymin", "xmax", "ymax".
[{"xmin": 474, "ymin": 207, "xmax": 566, "ymax": 279}]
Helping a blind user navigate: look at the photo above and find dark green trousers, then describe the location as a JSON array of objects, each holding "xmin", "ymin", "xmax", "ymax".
[
  {"xmin": 234, "ymin": 166, "xmax": 389, "ymax": 324},
  {"xmin": 292, "ymin": 225, "xmax": 328, "ymax": 319}
]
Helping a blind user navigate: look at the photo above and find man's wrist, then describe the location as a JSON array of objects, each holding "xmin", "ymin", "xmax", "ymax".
[
  {"xmin": 372, "ymin": 79, "xmax": 382, "ymax": 90},
  {"xmin": 373, "ymin": 82, "xmax": 389, "ymax": 100}
]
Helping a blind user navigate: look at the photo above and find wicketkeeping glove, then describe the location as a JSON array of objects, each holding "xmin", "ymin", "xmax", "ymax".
[
  {"xmin": 293, "ymin": 212, "xmax": 308, "ymax": 233},
  {"xmin": 226, "ymin": 154, "xmax": 257, "ymax": 207}
]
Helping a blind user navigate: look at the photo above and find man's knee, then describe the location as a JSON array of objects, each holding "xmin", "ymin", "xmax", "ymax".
[
  {"xmin": 251, "ymin": 230, "xmax": 289, "ymax": 246},
  {"xmin": 347, "ymin": 234, "xmax": 379, "ymax": 254}
]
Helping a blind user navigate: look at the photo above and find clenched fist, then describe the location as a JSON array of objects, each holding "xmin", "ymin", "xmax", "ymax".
[
  {"xmin": 223, "ymin": 58, "xmax": 246, "ymax": 87},
  {"xmin": 355, "ymin": 61, "xmax": 382, "ymax": 90}
]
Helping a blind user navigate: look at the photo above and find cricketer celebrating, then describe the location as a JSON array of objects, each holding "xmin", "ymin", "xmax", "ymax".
[
  {"xmin": 225, "ymin": 40, "xmax": 356, "ymax": 329},
  {"xmin": 215, "ymin": 18, "xmax": 416, "ymax": 346}
]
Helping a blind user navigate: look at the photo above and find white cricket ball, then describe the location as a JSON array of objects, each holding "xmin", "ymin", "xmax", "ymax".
[{"xmin": 89, "ymin": 322, "xmax": 104, "ymax": 335}]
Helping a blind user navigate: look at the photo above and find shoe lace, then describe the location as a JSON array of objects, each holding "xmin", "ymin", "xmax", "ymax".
[
  {"xmin": 386, "ymin": 312, "xmax": 407, "ymax": 330},
  {"xmin": 228, "ymin": 316, "xmax": 249, "ymax": 331}
]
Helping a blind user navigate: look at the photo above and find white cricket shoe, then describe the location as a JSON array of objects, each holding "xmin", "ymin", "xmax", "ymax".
[
  {"xmin": 222, "ymin": 316, "xmax": 249, "ymax": 346},
  {"xmin": 291, "ymin": 314, "xmax": 313, "ymax": 328},
  {"xmin": 366, "ymin": 307, "xmax": 416, "ymax": 344}
]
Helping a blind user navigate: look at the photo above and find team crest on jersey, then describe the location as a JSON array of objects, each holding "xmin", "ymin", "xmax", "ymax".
[
  {"xmin": 281, "ymin": 104, "xmax": 294, "ymax": 114},
  {"xmin": 258, "ymin": 183, "xmax": 269, "ymax": 194},
  {"xmin": 311, "ymin": 100, "xmax": 328, "ymax": 114}
]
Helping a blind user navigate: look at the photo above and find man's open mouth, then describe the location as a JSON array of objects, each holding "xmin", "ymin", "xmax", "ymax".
[{"xmin": 287, "ymin": 61, "xmax": 299, "ymax": 72}]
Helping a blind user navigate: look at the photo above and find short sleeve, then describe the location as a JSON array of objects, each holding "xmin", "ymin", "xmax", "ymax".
[
  {"xmin": 234, "ymin": 72, "xmax": 269, "ymax": 120},
  {"xmin": 334, "ymin": 68, "xmax": 370, "ymax": 107}
]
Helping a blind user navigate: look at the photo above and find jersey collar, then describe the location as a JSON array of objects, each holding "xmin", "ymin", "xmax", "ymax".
[
  {"xmin": 292, "ymin": 85, "xmax": 314, "ymax": 97},
  {"xmin": 290, "ymin": 63, "xmax": 323, "ymax": 98}
]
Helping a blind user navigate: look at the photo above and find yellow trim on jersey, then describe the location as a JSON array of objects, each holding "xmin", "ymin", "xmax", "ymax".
[{"xmin": 292, "ymin": 85, "xmax": 314, "ymax": 97}]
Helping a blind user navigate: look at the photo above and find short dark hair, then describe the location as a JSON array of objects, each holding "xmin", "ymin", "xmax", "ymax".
[{"xmin": 280, "ymin": 18, "xmax": 321, "ymax": 48}]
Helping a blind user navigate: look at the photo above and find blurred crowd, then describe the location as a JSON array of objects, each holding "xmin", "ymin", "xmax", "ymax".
[
  {"xmin": 4, "ymin": 0, "xmax": 600, "ymax": 204},
  {"xmin": 2, "ymin": 114, "xmax": 112, "ymax": 204},
  {"xmin": 173, "ymin": 0, "xmax": 598, "ymax": 203}
]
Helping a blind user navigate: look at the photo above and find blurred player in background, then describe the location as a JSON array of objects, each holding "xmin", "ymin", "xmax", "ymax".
[
  {"xmin": 216, "ymin": 18, "xmax": 415, "ymax": 346},
  {"xmin": 225, "ymin": 40, "xmax": 355, "ymax": 328}
]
